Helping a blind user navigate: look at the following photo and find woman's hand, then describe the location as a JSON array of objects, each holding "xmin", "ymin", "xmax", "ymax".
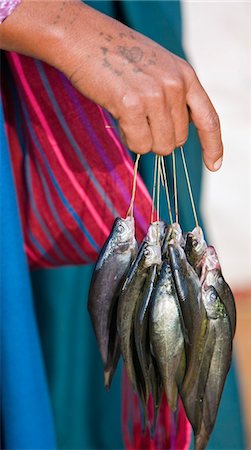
[{"xmin": 0, "ymin": 0, "xmax": 223, "ymax": 170}]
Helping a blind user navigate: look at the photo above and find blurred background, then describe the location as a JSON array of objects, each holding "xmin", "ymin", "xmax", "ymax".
[{"xmin": 182, "ymin": 1, "xmax": 251, "ymax": 447}]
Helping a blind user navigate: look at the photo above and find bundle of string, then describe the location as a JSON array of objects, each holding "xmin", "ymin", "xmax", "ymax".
[{"xmin": 147, "ymin": 147, "xmax": 199, "ymax": 234}]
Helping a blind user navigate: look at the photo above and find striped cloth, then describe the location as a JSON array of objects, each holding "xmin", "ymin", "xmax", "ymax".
[
  {"xmin": 2, "ymin": 51, "xmax": 153, "ymax": 268},
  {"xmin": 0, "ymin": 0, "xmax": 21, "ymax": 23}
]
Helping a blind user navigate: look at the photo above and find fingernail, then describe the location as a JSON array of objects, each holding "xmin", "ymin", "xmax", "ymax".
[{"xmin": 213, "ymin": 157, "xmax": 223, "ymax": 171}]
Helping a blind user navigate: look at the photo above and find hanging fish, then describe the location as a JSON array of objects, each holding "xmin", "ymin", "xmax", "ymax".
[
  {"xmin": 168, "ymin": 241, "xmax": 208, "ymax": 432},
  {"xmin": 201, "ymin": 246, "xmax": 236, "ymax": 338},
  {"xmin": 117, "ymin": 223, "xmax": 162, "ymax": 390},
  {"xmin": 88, "ymin": 216, "xmax": 137, "ymax": 389},
  {"xmin": 194, "ymin": 286, "xmax": 232, "ymax": 450},
  {"xmin": 185, "ymin": 226, "xmax": 207, "ymax": 276},
  {"xmin": 134, "ymin": 264, "xmax": 157, "ymax": 412},
  {"xmin": 149, "ymin": 260, "xmax": 186, "ymax": 412}
]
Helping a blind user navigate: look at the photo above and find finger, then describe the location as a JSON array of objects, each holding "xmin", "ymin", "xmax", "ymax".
[
  {"xmin": 186, "ymin": 77, "xmax": 223, "ymax": 171},
  {"xmin": 147, "ymin": 104, "xmax": 176, "ymax": 156},
  {"xmin": 118, "ymin": 114, "xmax": 152, "ymax": 155},
  {"xmin": 171, "ymin": 103, "xmax": 189, "ymax": 148}
]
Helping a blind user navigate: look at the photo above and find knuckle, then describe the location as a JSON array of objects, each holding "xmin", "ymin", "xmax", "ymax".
[
  {"xmin": 146, "ymin": 86, "xmax": 164, "ymax": 103},
  {"xmin": 121, "ymin": 92, "xmax": 144, "ymax": 114},
  {"xmin": 163, "ymin": 76, "xmax": 184, "ymax": 94}
]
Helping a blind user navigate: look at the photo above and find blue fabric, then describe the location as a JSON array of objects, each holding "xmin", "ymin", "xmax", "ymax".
[{"xmin": 0, "ymin": 98, "xmax": 56, "ymax": 449}]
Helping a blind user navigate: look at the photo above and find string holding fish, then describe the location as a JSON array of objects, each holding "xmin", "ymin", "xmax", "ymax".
[
  {"xmin": 172, "ymin": 150, "xmax": 179, "ymax": 225},
  {"xmin": 151, "ymin": 154, "xmax": 158, "ymax": 224},
  {"xmin": 180, "ymin": 146, "xmax": 200, "ymax": 231},
  {"xmin": 160, "ymin": 156, "xmax": 173, "ymax": 225},
  {"xmin": 127, "ymin": 154, "xmax": 140, "ymax": 218}
]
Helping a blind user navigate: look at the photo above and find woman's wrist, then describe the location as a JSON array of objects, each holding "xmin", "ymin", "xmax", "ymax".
[{"xmin": 0, "ymin": 0, "xmax": 82, "ymax": 69}]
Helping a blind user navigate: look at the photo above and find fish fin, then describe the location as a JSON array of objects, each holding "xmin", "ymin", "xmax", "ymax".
[
  {"xmin": 104, "ymin": 370, "xmax": 111, "ymax": 390},
  {"xmin": 164, "ymin": 381, "xmax": 178, "ymax": 412}
]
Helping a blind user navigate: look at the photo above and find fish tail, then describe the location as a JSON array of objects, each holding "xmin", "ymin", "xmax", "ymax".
[
  {"xmin": 104, "ymin": 369, "xmax": 112, "ymax": 390},
  {"xmin": 194, "ymin": 423, "xmax": 209, "ymax": 450},
  {"xmin": 165, "ymin": 381, "xmax": 178, "ymax": 412}
]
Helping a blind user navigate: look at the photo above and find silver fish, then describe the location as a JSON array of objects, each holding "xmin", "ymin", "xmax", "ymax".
[
  {"xmin": 182, "ymin": 287, "xmax": 216, "ymax": 436},
  {"xmin": 149, "ymin": 260, "xmax": 186, "ymax": 411},
  {"xmin": 117, "ymin": 223, "xmax": 162, "ymax": 389},
  {"xmin": 194, "ymin": 286, "xmax": 232, "ymax": 450},
  {"xmin": 168, "ymin": 242, "xmax": 208, "ymax": 430},
  {"xmin": 185, "ymin": 226, "xmax": 207, "ymax": 276},
  {"xmin": 88, "ymin": 216, "xmax": 137, "ymax": 388},
  {"xmin": 134, "ymin": 264, "xmax": 157, "ymax": 411},
  {"xmin": 201, "ymin": 246, "xmax": 236, "ymax": 338}
]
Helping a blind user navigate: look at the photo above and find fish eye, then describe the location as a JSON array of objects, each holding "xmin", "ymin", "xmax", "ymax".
[
  {"xmin": 117, "ymin": 224, "xmax": 125, "ymax": 233},
  {"xmin": 210, "ymin": 292, "xmax": 217, "ymax": 301},
  {"xmin": 144, "ymin": 246, "xmax": 154, "ymax": 259},
  {"xmin": 192, "ymin": 239, "xmax": 198, "ymax": 248},
  {"xmin": 144, "ymin": 248, "xmax": 151, "ymax": 257}
]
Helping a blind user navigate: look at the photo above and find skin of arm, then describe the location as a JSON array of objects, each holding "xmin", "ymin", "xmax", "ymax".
[{"xmin": 0, "ymin": 0, "xmax": 223, "ymax": 171}]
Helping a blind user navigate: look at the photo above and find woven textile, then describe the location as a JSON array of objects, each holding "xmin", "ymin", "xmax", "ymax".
[{"xmin": 0, "ymin": 0, "xmax": 21, "ymax": 23}]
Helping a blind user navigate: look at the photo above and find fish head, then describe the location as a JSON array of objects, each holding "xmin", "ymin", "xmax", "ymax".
[
  {"xmin": 169, "ymin": 223, "xmax": 185, "ymax": 247},
  {"xmin": 203, "ymin": 286, "xmax": 226, "ymax": 320},
  {"xmin": 205, "ymin": 246, "xmax": 221, "ymax": 269},
  {"xmin": 185, "ymin": 227, "xmax": 207, "ymax": 267},
  {"xmin": 142, "ymin": 241, "xmax": 162, "ymax": 268},
  {"xmin": 112, "ymin": 216, "xmax": 136, "ymax": 252},
  {"xmin": 146, "ymin": 221, "xmax": 167, "ymax": 245}
]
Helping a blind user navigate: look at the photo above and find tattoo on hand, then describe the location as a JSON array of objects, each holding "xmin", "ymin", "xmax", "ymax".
[
  {"xmin": 117, "ymin": 46, "xmax": 143, "ymax": 64},
  {"xmin": 101, "ymin": 47, "xmax": 108, "ymax": 55},
  {"xmin": 103, "ymin": 58, "xmax": 111, "ymax": 68}
]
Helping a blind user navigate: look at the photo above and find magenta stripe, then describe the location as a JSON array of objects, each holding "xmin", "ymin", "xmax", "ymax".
[
  {"xmin": 58, "ymin": 72, "xmax": 150, "ymax": 233},
  {"xmin": 11, "ymin": 53, "xmax": 109, "ymax": 237}
]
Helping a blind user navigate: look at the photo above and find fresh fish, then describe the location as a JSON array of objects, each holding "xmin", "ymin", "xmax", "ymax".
[
  {"xmin": 134, "ymin": 264, "xmax": 157, "ymax": 411},
  {"xmin": 117, "ymin": 223, "xmax": 162, "ymax": 389},
  {"xmin": 201, "ymin": 246, "xmax": 236, "ymax": 338},
  {"xmin": 88, "ymin": 216, "xmax": 137, "ymax": 388},
  {"xmin": 182, "ymin": 287, "xmax": 216, "ymax": 436},
  {"xmin": 194, "ymin": 286, "xmax": 232, "ymax": 450},
  {"xmin": 168, "ymin": 242, "xmax": 208, "ymax": 431},
  {"xmin": 145, "ymin": 220, "xmax": 167, "ymax": 245},
  {"xmin": 149, "ymin": 260, "xmax": 186, "ymax": 411},
  {"xmin": 185, "ymin": 226, "xmax": 207, "ymax": 276}
]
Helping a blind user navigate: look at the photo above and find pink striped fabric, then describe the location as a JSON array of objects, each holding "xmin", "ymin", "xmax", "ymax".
[
  {"xmin": 2, "ymin": 51, "xmax": 153, "ymax": 267},
  {"xmin": 0, "ymin": 0, "xmax": 21, "ymax": 23}
]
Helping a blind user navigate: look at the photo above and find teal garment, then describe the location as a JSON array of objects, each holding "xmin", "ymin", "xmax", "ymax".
[
  {"xmin": 32, "ymin": 266, "xmax": 123, "ymax": 450},
  {"xmin": 31, "ymin": 2, "xmax": 246, "ymax": 449},
  {"xmin": 0, "ymin": 99, "xmax": 56, "ymax": 449}
]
